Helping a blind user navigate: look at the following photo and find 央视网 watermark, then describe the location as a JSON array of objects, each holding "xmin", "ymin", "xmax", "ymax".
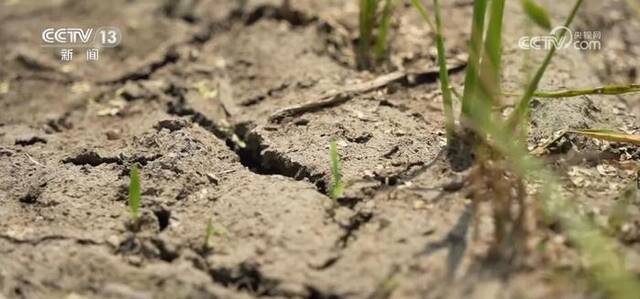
[{"xmin": 518, "ymin": 26, "xmax": 602, "ymax": 51}]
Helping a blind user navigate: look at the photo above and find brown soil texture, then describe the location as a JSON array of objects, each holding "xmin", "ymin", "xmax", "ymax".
[{"xmin": 1, "ymin": 1, "xmax": 640, "ymax": 299}]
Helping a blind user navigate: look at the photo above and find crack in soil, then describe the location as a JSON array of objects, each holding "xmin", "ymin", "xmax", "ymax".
[
  {"xmin": 101, "ymin": 48, "xmax": 180, "ymax": 85},
  {"xmin": 166, "ymin": 86, "xmax": 230, "ymax": 142},
  {"xmin": 242, "ymin": 3, "xmax": 316, "ymax": 27},
  {"xmin": 62, "ymin": 150, "xmax": 120, "ymax": 166},
  {"xmin": 165, "ymin": 85, "xmax": 330, "ymax": 195},
  {"xmin": 235, "ymin": 123, "xmax": 328, "ymax": 192},
  {"xmin": 62, "ymin": 150, "xmax": 161, "ymax": 167},
  {"xmin": 208, "ymin": 262, "xmax": 285, "ymax": 297},
  {"xmin": 240, "ymin": 82, "xmax": 291, "ymax": 107},
  {"xmin": 204, "ymin": 262, "xmax": 346, "ymax": 299},
  {"xmin": 336, "ymin": 211, "xmax": 374, "ymax": 249},
  {"xmin": 14, "ymin": 136, "xmax": 47, "ymax": 146},
  {"xmin": 0, "ymin": 234, "xmax": 105, "ymax": 247}
]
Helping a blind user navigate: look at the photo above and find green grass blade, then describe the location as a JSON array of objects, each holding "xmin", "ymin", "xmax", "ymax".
[
  {"xmin": 460, "ymin": 0, "xmax": 488, "ymax": 122},
  {"xmin": 409, "ymin": 0, "xmax": 454, "ymax": 139},
  {"xmin": 128, "ymin": 164, "xmax": 141, "ymax": 220},
  {"xmin": 478, "ymin": 0, "xmax": 505, "ymax": 104},
  {"xmin": 374, "ymin": 0, "xmax": 395, "ymax": 63},
  {"xmin": 568, "ymin": 129, "xmax": 640, "ymax": 145},
  {"xmin": 465, "ymin": 0, "xmax": 506, "ymax": 129},
  {"xmin": 520, "ymin": 0, "xmax": 552, "ymax": 30},
  {"xmin": 432, "ymin": 0, "xmax": 455, "ymax": 139},
  {"xmin": 329, "ymin": 141, "xmax": 344, "ymax": 201},
  {"xmin": 507, "ymin": 0, "xmax": 584, "ymax": 129},
  {"xmin": 358, "ymin": 0, "xmax": 380, "ymax": 69},
  {"xmin": 505, "ymin": 84, "xmax": 640, "ymax": 98},
  {"xmin": 410, "ymin": 0, "xmax": 435, "ymax": 31}
]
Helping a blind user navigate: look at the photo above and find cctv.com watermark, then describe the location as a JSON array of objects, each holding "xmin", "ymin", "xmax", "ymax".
[{"xmin": 518, "ymin": 26, "xmax": 602, "ymax": 51}]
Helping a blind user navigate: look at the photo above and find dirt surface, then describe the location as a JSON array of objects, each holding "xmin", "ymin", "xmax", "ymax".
[{"xmin": 1, "ymin": 0, "xmax": 640, "ymax": 298}]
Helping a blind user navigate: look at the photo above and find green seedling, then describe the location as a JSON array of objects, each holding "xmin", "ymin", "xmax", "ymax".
[
  {"xmin": 459, "ymin": 0, "xmax": 489, "ymax": 127},
  {"xmin": 329, "ymin": 141, "xmax": 344, "ymax": 201},
  {"xmin": 374, "ymin": 0, "xmax": 395, "ymax": 62},
  {"xmin": 410, "ymin": 0, "xmax": 454, "ymax": 139},
  {"xmin": 479, "ymin": 0, "xmax": 505, "ymax": 104},
  {"xmin": 358, "ymin": 0, "xmax": 396, "ymax": 69},
  {"xmin": 358, "ymin": 0, "xmax": 378, "ymax": 69},
  {"xmin": 128, "ymin": 164, "xmax": 141, "ymax": 221},
  {"xmin": 0, "ymin": 80, "xmax": 9, "ymax": 95},
  {"xmin": 193, "ymin": 80, "xmax": 218, "ymax": 99},
  {"xmin": 203, "ymin": 218, "xmax": 219, "ymax": 251}
]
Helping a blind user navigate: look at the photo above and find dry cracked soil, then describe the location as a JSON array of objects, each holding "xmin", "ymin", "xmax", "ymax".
[{"xmin": 1, "ymin": 0, "xmax": 640, "ymax": 299}]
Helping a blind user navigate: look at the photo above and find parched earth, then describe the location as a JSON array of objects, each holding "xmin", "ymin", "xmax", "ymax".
[{"xmin": 1, "ymin": 1, "xmax": 640, "ymax": 299}]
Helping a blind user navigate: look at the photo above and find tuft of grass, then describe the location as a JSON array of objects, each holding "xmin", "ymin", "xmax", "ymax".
[
  {"xmin": 358, "ymin": 0, "xmax": 379, "ymax": 70},
  {"xmin": 478, "ymin": 118, "xmax": 640, "ymax": 299},
  {"xmin": 466, "ymin": 0, "xmax": 640, "ymax": 296},
  {"xmin": 358, "ymin": 0, "xmax": 396, "ymax": 69},
  {"xmin": 128, "ymin": 163, "xmax": 141, "ymax": 221},
  {"xmin": 373, "ymin": 0, "xmax": 396, "ymax": 64},
  {"xmin": 329, "ymin": 141, "xmax": 344, "ymax": 201},
  {"xmin": 411, "ymin": 0, "xmax": 640, "ymax": 296}
]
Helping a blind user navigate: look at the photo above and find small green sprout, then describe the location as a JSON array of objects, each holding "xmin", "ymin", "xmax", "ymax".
[
  {"xmin": 0, "ymin": 80, "xmax": 9, "ymax": 95},
  {"xmin": 329, "ymin": 141, "xmax": 344, "ymax": 201},
  {"xmin": 128, "ymin": 163, "xmax": 141, "ymax": 221},
  {"xmin": 203, "ymin": 218, "xmax": 218, "ymax": 251}
]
